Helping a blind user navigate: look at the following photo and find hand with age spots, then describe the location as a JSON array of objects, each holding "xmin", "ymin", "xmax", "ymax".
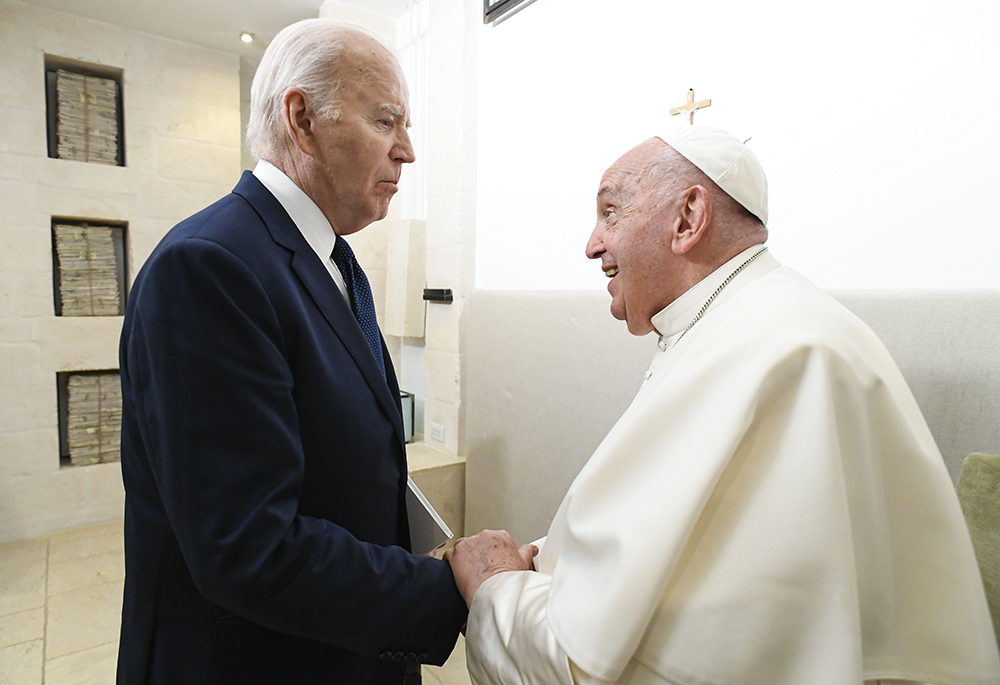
[{"xmin": 443, "ymin": 530, "xmax": 539, "ymax": 608}]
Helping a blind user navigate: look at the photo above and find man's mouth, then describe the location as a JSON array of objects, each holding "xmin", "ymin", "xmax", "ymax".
[{"xmin": 605, "ymin": 267, "xmax": 619, "ymax": 278}]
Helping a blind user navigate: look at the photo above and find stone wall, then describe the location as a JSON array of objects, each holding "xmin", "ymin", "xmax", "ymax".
[
  {"xmin": 421, "ymin": 0, "xmax": 478, "ymax": 457},
  {"xmin": 0, "ymin": 0, "xmax": 241, "ymax": 542}
]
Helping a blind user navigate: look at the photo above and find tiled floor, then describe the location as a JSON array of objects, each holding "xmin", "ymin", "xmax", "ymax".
[{"xmin": 0, "ymin": 521, "xmax": 471, "ymax": 685}]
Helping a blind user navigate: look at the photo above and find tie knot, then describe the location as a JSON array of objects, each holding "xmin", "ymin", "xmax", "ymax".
[{"xmin": 331, "ymin": 235, "xmax": 355, "ymax": 268}]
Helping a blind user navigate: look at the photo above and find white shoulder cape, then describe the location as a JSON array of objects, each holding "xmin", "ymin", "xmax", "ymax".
[{"xmin": 470, "ymin": 251, "xmax": 999, "ymax": 685}]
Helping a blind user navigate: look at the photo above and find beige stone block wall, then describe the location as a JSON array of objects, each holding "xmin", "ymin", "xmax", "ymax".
[
  {"xmin": 384, "ymin": 219, "xmax": 427, "ymax": 338},
  {"xmin": 0, "ymin": 0, "xmax": 241, "ymax": 542},
  {"xmin": 422, "ymin": 0, "xmax": 479, "ymax": 456},
  {"xmin": 348, "ymin": 220, "xmax": 390, "ymax": 321}
]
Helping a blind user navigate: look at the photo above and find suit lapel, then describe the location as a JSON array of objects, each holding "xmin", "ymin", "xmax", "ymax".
[{"xmin": 232, "ymin": 172, "xmax": 405, "ymax": 447}]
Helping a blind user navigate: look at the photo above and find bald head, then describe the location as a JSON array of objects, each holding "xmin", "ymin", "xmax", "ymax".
[
  {"xmin": 586, "ymin": 138, "xmax": 768, "ymax": 335},
  {"xmin": 640, "ymin": 139, "xmax": 767, "ymax": 261}
]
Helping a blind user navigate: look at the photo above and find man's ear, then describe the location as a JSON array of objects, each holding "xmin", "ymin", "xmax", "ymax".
[
  {"xmin": 671, "ymin": 185, "xmax": 711, "ymax": 255},
  {"xmin": 283, "ymin": 88, "xmax": 317, "ymax": 158}
]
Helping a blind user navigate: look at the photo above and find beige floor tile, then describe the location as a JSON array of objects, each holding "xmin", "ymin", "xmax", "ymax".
[
  {"xmin": 47, "ymin": 549, "xmax": 125, "ymax": 597},
  {"xmin": 45, "ymin": 579, "xmax": 123, "ymax": 659},
  {"xmin": 45, "ymin": 520, "xmax": 122, "ymax": 545},
  {"xmin": 0, "ymin": 639, "xmax": 43, "ymax": 685},
  {"xmin": 47, "ymin": 522, "xmax": 123, "ymax": 565},
  {"xmin": 421, "ymin": 670, "xmax": 446, "ymax": 685},
  {"xmin": 1, "ymin": 521, "xmax": 474, "ymax": 685},
  {"xmin": 424, "ymin": 634, "xmax": 472, "ymax": 685},
  {"xmin": 0, "ymin": 537, "xmax": 48, "ymax": 573},
  {"xmin": 425, "ymin": 668, "xmax": 472, "ymax": 685},
  {"xmin": 0, "ymin": 558, "xmax": 46, "ymax": 617},
  {"xmin": 45, "ymin": 641, "xmax": 119, "ymax": 685},
  {"xmin": 0, "ymin": 608, "xmax": 44, "ymax": 649},
  {"xmin": 429, "ymin": 665, "xmax": 473, "ymax": 685}
]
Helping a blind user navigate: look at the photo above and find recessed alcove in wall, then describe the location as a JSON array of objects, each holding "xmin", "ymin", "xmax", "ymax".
[
  {"xmin": 56, "ymin": 370, "xmax": 122, "ymax": 468},
  {"xmin": 51, "ymin": 218, "xmax": 128, "ymax": 317},
  {"xmin": 44, "ymin": 55, "xmax": 125, "ymax": 166}
]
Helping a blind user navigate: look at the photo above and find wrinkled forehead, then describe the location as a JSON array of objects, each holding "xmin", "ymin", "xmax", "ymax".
[{"xmin": 598, "ymin": 139, "xmax": 666, "ymax": 200}]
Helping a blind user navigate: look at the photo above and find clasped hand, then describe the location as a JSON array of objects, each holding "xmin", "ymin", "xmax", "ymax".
[{"xmin": 443, "ymin": 530, "xmax": 538, "ymax": 608}]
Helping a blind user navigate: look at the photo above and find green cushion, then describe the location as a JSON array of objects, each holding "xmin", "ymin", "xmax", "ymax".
[{"xmin": 957, "ymin": 452, "xmax": 1000, "ymax": 645}]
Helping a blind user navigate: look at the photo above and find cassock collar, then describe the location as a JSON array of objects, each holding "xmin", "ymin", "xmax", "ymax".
[{"xmin": 650, "ymin": 243, "xmax": 776, "ymax": 342}]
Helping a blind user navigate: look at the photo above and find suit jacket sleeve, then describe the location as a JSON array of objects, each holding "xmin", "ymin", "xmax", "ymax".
[{"xmin": 123, "ymin": 231, "xmax": 466, "ymax": 662}]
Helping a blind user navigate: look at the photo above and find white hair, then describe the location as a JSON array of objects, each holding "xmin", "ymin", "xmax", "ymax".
[{"xmin": 246, "ymin": 19, "xmax": 381, "ymax": 160}]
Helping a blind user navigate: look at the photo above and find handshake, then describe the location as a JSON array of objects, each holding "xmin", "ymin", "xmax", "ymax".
[{"xmin": 441, "ymin": 530, "xmax": 539, "ymax": 608}]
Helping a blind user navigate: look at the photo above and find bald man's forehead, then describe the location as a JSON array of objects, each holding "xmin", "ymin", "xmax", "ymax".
[
  {"xmin": 606, "ymin": 139, "xmax": 666, "ymax": 178},
  {"xmin": 600, "ymin": 154, "xmax": 651, "ymax": 200}
]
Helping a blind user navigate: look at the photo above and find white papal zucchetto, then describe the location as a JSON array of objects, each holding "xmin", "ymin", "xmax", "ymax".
[{"xmin": 656, "ymin": 125, "xmax": 769, "ymax": 226}]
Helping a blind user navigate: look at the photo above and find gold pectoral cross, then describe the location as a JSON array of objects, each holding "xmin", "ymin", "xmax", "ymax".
[{"xmin": 670, "ymin": 89, "xmax": 711, "ymax": 124}]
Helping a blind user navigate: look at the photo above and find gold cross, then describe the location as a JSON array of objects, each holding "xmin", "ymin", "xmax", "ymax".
[{"xmin": 670, "ymin": 89, "xmax": 711, "ymax": 125}]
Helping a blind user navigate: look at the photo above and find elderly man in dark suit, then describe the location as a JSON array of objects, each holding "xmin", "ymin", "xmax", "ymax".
[{"xmin": 116, "ymin": 19, "xmax": 466, "ymax": 685}]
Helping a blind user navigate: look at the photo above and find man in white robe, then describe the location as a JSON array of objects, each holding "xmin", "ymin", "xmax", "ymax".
[{"xmin": 445, "ymin": 126, "xmax": 1000, "ymax": 685}]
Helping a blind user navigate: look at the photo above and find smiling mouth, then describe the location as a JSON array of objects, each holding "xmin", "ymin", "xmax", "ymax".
[{"xmin": 605, "ymin": 267, "xmax": 619, "ymax": 277}]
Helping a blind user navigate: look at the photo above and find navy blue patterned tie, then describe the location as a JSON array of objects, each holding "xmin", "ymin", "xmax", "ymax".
[{"xmin": 331, "ymin": 235, "xmax": 386, "ymax": 378}]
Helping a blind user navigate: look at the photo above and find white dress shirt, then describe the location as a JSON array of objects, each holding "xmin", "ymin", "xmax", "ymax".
[{"xmin": 252, "ymin": 159, "xmax": 350, "ymax": 305}]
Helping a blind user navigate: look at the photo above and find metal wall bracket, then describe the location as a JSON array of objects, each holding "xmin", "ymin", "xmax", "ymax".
[{"xmin": 422, "ymin": 288, "xmax": 453, "ymax": 304}]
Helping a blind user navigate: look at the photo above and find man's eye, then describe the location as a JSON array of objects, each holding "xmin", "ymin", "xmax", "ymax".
[{"xmin": 603, "ymin": 207, "xmax": 616, "ymax": 219}]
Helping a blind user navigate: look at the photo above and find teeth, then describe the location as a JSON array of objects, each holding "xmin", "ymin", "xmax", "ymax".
[{"xmin": 605, "ymin": 267, "xmax": 619, "ymax": 277}]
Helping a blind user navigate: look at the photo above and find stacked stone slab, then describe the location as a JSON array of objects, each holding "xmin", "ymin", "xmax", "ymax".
[
  {"xmin": 66, "ymin": 372, "xmax": 121, "ymax": 465},
  {"xmin": 55, "ymin": 69, "xmax": 119, "ymax": 165},
  {"xmin": 53, "ymin": 223, "xmax": 121, "ymax": 316}
]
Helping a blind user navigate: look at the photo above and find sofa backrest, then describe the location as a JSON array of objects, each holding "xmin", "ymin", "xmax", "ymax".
[
  {"xmin": 465, "ymin": 289, "xmax": 1000, "ymax": 542},
  {"xmin": 832, "ymin": 290, "xmax": 1000, "ymax": 483}
]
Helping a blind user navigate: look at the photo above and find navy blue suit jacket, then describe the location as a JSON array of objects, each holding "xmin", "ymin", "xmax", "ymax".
[{"xmin": 117, "ymin": 172, "xmax": 467, "ymax": 684}]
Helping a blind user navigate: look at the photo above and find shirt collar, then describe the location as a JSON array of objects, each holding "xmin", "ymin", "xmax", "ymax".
[
  {"xmin": 253, "ymin": 159, "xmax": 337, "ymax": 263},
  {"xmin": 650, "ymin": 243, "xmax": 775, "ymax": 341}
]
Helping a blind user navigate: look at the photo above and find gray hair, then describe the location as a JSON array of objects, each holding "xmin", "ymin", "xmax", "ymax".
[
  {"xmin": 246, "ymin": 19, "xmax": 379, "ymax": 160},
  {"xmin": 648, "ymin": 143, "xmax": 765, "ymax": 226},
  {"xmin": 646, "ymin": 141, "xmax": 768, "ymax": 244}
]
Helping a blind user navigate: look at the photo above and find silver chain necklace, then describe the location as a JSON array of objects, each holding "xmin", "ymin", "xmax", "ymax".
[{"xmin": 674, "ymin": 246, "xmax": 768, "ymax": 345}]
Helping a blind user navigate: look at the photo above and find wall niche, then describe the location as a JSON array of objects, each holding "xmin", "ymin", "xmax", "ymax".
[
  {"xmin": 44, "ymin": 55, "xmax": 125, "ymax": 166},
  {"xmin": 56, "ymin": 370, "xmax": 122, "ymax": 467},
  {"xmin": 51, "ymin": 218, "xmax": 128, "ymax": 317}
]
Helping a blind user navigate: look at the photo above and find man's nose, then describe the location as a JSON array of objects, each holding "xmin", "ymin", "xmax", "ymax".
[
  {"xmin": 585, "ymin": 224, "xmax": 605, "ymax": 260},
  {"xmin": 395, "ymin": 128, "xmax": 416, "ymax": 164}
]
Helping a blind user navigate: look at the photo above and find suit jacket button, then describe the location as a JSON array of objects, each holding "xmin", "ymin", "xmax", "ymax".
[
  {"xmin": 392, "ymin": 651, "xmax": 405, "ymax": 662},
  {"xmin": 416, "ymin": 653, "xmax": 428, "ymax": 664},
  {"xmin": 379, "ymin": 651, "xmax": 393, "ymax": 661}
]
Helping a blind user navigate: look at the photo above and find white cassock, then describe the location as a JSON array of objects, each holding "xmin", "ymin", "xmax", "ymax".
[{"xmin": 465, "ymin": 246, "xmax": 1000, "ymax": 685}]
